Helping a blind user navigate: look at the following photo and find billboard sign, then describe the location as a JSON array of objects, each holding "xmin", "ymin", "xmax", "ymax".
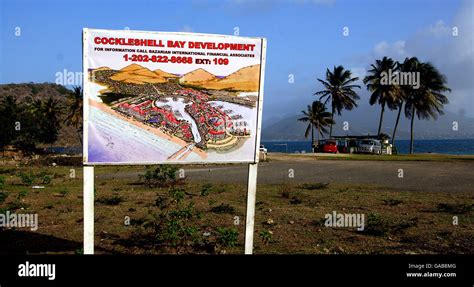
[{"xmin": 83, "ymin": 28, "xmax": 266, "ymax": 164}]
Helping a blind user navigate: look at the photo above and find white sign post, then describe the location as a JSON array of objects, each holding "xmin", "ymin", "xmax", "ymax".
[
  {"xmin": 83, "ymin": 166, "xmax": 94, "ymax": 254},
  {"xmin": 82, "ymin": 28, "xmax": 266, "ymax": 254}
]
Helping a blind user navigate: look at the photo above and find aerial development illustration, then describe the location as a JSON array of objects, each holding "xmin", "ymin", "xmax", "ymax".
[{"xmin": 86, "ymin": 62, "xmax": 261, "ymax": 163}]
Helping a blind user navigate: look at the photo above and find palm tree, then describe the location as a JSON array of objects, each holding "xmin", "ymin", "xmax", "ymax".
[
  {"xmin": 298, "ymin": 101, "xmax": 334, "ymax": 150},
  {"xmin": 363, "ymin": 57, "xmax": 400, "ymax": 136},
  {"xmin": 41, "ymin": 97, "xmax": 62, "ymax": 149},
  {"xmin": 392, "ymin": 57, "xmax": 419, "ymax": 147},
  {"xmin": 315, "ymin": 66, "xmax": 361, "ymax": 138},
  {"xmin": 64, "ymin": 86, "xmax": 83, "ymax": 145},
  {"xmin": 404, "ymin": 60, "xmax": 450, "ymax": 154}
]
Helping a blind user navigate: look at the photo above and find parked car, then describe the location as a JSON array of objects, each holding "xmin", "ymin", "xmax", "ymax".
[
  {"xmin": 320, "ymin": 141, "xmax": 338, "ymax": 153},
  {"xmin": 357, "ymin": 139, "xmax": 382, "ymax": 154}
]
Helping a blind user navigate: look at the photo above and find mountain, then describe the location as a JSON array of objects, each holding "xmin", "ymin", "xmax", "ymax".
[
  {"xmin": 180, "ymin": 68, "xmax": 217, "ymax": 84},
  {"xmin": 203, "ymin": 64, "xmax": 260, "ymax": 92},
  {"xmin": 154, "ymin": 69, "xmax": 179, "ymax": 79},
  {"xmin": 262, "ymin": 107, "xmax": 474, "ymax": 141},
  {"xmin": 94, "ymin": 63, "xmax": 261, "ymax": 91},
  {"xmin": 109, "ymin": 64, "xmax": 167, "ymax": 84}
]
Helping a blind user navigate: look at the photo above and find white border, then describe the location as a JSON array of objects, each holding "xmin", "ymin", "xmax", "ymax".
[{"xmin": 82, "ymin": 28, "xmax": 266, "ymax": 166}]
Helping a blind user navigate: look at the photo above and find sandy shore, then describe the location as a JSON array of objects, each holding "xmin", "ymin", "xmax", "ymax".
[{"xmin": 88, "ymin": 99, "xmax": 208, "ymax": 159}]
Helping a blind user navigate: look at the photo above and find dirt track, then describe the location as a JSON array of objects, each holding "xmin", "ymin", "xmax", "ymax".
[{"xmin": 99, "ymin": 158, "xmax": 474, "ymax": 192}]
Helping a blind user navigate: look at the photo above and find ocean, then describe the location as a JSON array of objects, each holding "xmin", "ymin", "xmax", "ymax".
[{"xmin": 261, "ymin": 139, "xmax": 474, "ymax": 155}]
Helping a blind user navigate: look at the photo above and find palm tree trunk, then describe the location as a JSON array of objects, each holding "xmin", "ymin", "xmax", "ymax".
[
  {"xmin": 329, "ymin": 110, "xmax": 334, "ymax": 138},
  {"xmin": 377, "ymin": 104, "xmax": 385, "ymax": 136},
  {"xmin": 392, "ymin": 102, "xmax": 403, "ymax": 146},
  {"xmin": 311, "ymin": 124, "xmax": 314, "ymax": 152},
  {"xmin": 409, "ymin": 108, "xmax": 415, "ymax": 154}
]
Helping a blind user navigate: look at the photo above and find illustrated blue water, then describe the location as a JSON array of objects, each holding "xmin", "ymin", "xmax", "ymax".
[{"xmin": 261, "ymin": 139, "xmax": 474, "ymax": 155}]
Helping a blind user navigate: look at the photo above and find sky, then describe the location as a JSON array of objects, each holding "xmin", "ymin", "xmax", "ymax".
[{"xmin": 1, "ymin": 0, "xmax": 473, "ymax": 122}]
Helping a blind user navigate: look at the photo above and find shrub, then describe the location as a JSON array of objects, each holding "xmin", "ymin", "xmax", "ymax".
[
  {"xmin": 139, "ymin": 165, "xmax": 179, "ymax": 188},
  {"xmin": 145, "ymin": 186, "xmax": 202, "ymax": 251},
  {"xmin": 210, "ymin": 203, "xmax": 236, "ymax": 214},
  {"xmin": 0, "ymin": 176, "xmax": 5, "ymax": 190},
  {"xmin": 364, "ymin": 213, "xmax": 389, "ymax": 236},
  {"xmin": 259, "ymin": 229, "xmax": 273, "ymax": 245},
  {"xmin": 17, "ymin": 189, "xmax": 29, "ymax": 200},
  {"xmin": 299, "ymin": 182, "xmax": 329, "ymax": 190},
  {"xmin": 18, "ymin": 172, "xmax": 36, "ymax": 186},
  {"xmin": 216, "ymin": 227, "xmax": 239, "ymax": 247},
  {"xmin": 0, "ymin": 191, "xmax": 8, "ymax": 203},
  {"xmin": 97, "ymin": 195, "xmax": 124, "ymax": 205},
  {"xmin": 200, "ymin": 183, "xmax": 213, "ymax": 196},
  {"xmin": 59, "ymin": 188, "xmax": 70, "ymax": 197},
  {"xmin": 437, "ymin": 203, "xmax": 472, "ymax": 214},
  {"xmin": 290, "ymin": 196, "xmax": 302, "ymax": 205}
]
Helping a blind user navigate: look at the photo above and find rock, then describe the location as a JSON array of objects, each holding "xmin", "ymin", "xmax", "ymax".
[{"xmin": 289, "ymin": 220, "xmax": 294, "ymax": 224}]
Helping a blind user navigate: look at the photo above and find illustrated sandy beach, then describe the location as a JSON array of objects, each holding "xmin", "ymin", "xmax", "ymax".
[{"xmin": 89, "ymin": 99, "xmax": 208, "ymax": 160}]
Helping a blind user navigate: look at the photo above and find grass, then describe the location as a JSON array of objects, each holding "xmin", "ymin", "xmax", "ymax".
[{"xmin": 0, "ymin": 164, "xmax": 472, "ymax": 255}]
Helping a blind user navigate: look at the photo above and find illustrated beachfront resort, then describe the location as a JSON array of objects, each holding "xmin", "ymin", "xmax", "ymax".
[{"xmin": 88, "ymin": 64, "xmax": 258, "ymax": 160}]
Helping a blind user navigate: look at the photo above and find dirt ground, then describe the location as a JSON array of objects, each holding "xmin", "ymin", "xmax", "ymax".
[{"xmin": 0, "ymin": 155, "xmax": 472, "ymax": 254}]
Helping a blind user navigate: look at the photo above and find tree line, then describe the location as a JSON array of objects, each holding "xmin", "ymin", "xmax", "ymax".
[
  {"xmin": 0, "ymin": 86, "xmax": 83, "ymax": 154},
  {"xmin": 298, "ymin": 57, "xmax": 450, "ymax": 154}
]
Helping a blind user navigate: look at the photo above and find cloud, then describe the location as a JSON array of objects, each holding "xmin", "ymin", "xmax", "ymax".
[
  {"xmin": 352, "ymin": 1, "xmax": 473, "ymax": 117},
  {"xmin": 179, "ymin": 25, "xmax": 193, "ymax": 33},
  {"xmin": 373, "ymin": 40, "xmax": 407, "ymax": 58}
]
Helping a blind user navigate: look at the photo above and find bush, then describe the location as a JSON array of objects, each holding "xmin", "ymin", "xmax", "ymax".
[
  {"xmin": 210, "ymin": 203, "xmax": 236, "ymax": 214},
  {"xmin": 216, "ymin": 227, "xmax": 239, "ymax": 248},
  {"xmin": 200, "ymin": 183, "xmax": 213, "ymax": 196},
  {"xmin": 259, "ymin": 229, "xmax": 273, "ymax": 245},
  {"xmin": 144, "ymin": 186, "xmax": 202, "ymax": 251},
  {"xmin": 437, "ymin": 203, "xmax": 472, "ymax": 214},
  {"xmin": 18, "ymin": 172, "xmax": 36, "ymax": 186},
  {"xmin": 17, "ymin": 189, "xmax": 29, "ymax": 200},
  {"xmin": 97, "ymin": 195, "xmax": 124, "ymax": 206},
  {"xmin": 364, "ymin": 213, "xmax": 389, "ymax": 236},
  {"xmin": 139, "ymin": 165, "xmax": 180, "ymax": 188},
  {"xmin": 0, "ymin": 175, "xmax": 5, "ymax": 190},
  {"xmin": 0, "ymin": 191, "xmax": 8, "ymax": 203},
  {"xmin": 299, "ymin": 182, "xmax": 329, "ymax": 190}
]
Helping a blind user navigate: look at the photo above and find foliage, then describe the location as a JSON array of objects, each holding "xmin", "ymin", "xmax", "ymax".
[
  {"xmin": 299, "ymin": 182, "xmax": 329, "ymax": 190},
  {"xmin": 216, "ymin": 227, "xmax": 239, "ymax": 247},
  {"xmin": 18, "ymin": 172, "xmax": 36, "ymax": 186},
  {"xmin": 97, "ymin": 195, "xmax": 124, "ymax": 205},
  {"xmin": 315, "ymin": 65, "xmax": 361, "ymax": 137},
  {"xmin": 0, "ymin": 191, "xmax": 8, "ymax": 203},
  {"xmin": 0, "ymin": 176, "xmax": 5, "ymax": 190},
  {"xmin": 259, "ymin": 229, "xmax": 273, "ymax": 245},
  {"xmin": 200, "ymin": 183, "xmax": 213, "ymax": 196},
  {"xmin": 0, "ymin": 94, "xmax": 63, "ymax": 153},
  {"xmin": 144, "ymin": 186, "xmax": 202, "ymax": 251},
  {"xmin": 210, "ymin": 203, "xmax": 236, "ymax": 214},
  {"xmin": 140, "ymin": 165, "xmax": 179, "ymax": 188},
  {"xmin": 298, "ymin": 100, "xmax": 334, "ymax": 142}
]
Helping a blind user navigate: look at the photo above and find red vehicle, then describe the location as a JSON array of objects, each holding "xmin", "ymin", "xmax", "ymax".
[{"xmin": 320, "ymin": 141, "xmax": 338, "ymax": 153}]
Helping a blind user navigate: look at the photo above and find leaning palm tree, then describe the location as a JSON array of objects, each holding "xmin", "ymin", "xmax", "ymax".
[
  {"xmin": 363, "ymin": 57, "xmax": 400, "ymax": 136},
  {"xmin": 64, "ymin": 86, "xmax": 83, "ymax": 145},
  {"xmin": 392, "ymin": 57, "xmax": 419, "ymax": 146},
  {"xmin": 315, "ymin": 66, "xmax": 361, "ymax": 138},
  {"xmin": 298, "ymin": 100, "xmax": 334, "ymax": 148},
  {"xmin": 404, "ymin": 61, "xmax": 450, "ymax": 154}
]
